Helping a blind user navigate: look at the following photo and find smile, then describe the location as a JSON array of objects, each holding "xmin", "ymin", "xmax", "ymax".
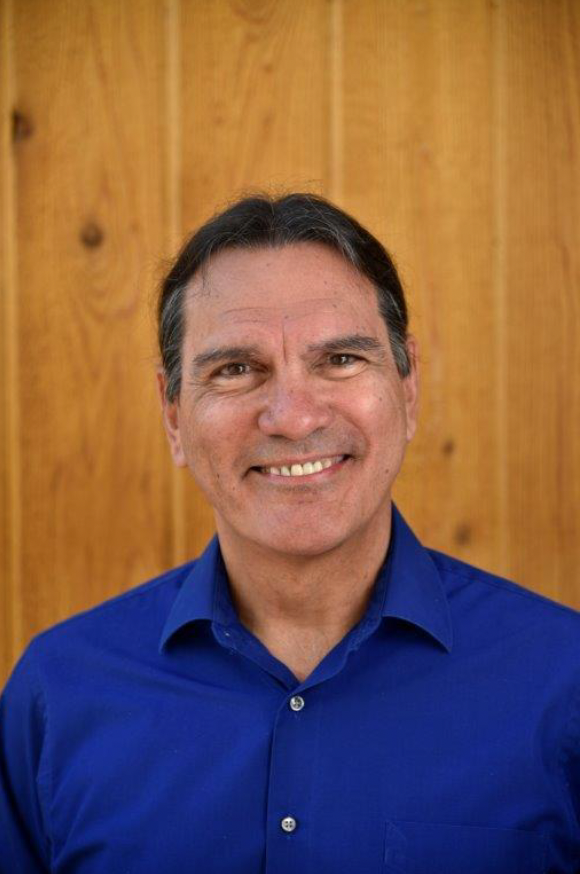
[{"xmin": 258, "ymin": 455, "xmax": 348, "ymax": 477}]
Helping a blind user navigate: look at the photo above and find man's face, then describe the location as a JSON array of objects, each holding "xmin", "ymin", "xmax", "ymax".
[{"xmin": 160, "ymin": 243, "xmax": 418, "ymax": 558}]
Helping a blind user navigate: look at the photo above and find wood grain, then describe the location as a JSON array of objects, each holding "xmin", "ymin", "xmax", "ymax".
[
  {"xmin": 7, "ymin": 0, "xmax": 174, "ymax": 674},
  {"xmin": 1, "ymin": 0, "xmax": 19, "ymax": 680},
  {"xmin": 499, "ymin": 0, "xmax": 580, "ymax": 603}
]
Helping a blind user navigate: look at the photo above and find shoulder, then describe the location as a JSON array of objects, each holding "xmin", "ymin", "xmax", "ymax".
[
  {"xmin": 429, "ymin": 547, "xmax": 580, "ymax": 619},
  {"xmin": 10, "ymin": 560, "xmax": 197, "ymax": 686},
  {"xmin": 429, "ymin": 548, "xmax": 580, "ymax": 655}
]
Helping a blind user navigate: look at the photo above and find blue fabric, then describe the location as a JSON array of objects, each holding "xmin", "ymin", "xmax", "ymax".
[{"xmin": 1, "ymin": 505, "xmax": 580, "ymax": 873}]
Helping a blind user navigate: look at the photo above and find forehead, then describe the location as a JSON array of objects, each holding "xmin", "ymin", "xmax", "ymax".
[{"xmin": 183, "ymin": 243, "xmax": 387, "ymax": 346}]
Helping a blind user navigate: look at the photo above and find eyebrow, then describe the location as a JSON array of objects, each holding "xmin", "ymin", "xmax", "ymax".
[
  {"xmin": 305, "ymin": 334, "xmax": 386, "ymax": 355},
  {"xmin": 189, "ymin": 334, "xmax": 387, "ymax": 374},
  {"xmin": 191, "ymin": 345, "xmax": 262, "ymax": 373}
]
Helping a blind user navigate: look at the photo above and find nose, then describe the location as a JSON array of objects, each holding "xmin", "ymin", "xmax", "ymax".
[{"xmin": 257, "ymin": 372, "xmax": 333, "ymax": 440}]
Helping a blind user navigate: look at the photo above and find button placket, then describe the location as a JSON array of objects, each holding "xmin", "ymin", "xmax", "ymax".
[{"xmin": 265, "ymin": 691, "xmax": 321, "ymax": 872}]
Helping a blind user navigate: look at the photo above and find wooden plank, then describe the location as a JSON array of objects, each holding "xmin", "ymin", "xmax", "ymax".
[
  {"xmin": 498, "ymin": 0, "xmax": 580, "ymax": 604},
  {"xmin": 9, "ymin": 0, "xmax": 174, "ymax": 671},
  {"xmin": 0, "ymin": 0, "xmax": 19, "ymax": 685},
  {"xmin": 341, "ymin": 0, "xmax": 501, "ymax": 574},
  {"xmin": 177, "ymin": 0, "xmax": 333, "ymax": 561}
]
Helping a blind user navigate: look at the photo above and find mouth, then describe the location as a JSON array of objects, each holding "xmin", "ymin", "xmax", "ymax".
[{"xmin": 250, "ymin": 454, "xmax": 350, "ymax": 479}]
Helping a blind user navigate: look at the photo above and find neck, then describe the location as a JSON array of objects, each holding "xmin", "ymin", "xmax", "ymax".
[{"xmin": 214, "ymin": 503, "xmax": 393, "ymax": 677}]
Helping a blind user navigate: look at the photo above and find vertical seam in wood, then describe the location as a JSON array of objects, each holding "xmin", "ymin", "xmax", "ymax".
[
  {"xmin": 492, "ymin": 1, "xmax": 508, "ymax": 577},
  {"xmin": 166, "ymin": 0, "xmax": 186, "ymax": 566},
  {"xmin": 2, "ymin": 0, "xmax": 22, "ymax": 662},
  {"xmin": 329, "ymin": 0, "xmax": 343, "ymax": 203}
]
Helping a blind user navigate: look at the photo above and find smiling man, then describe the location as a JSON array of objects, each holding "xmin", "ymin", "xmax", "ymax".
[
  {"xmin": 160, "ymin": 240, "xmax": 417, "ymax": 683},
  {"xmin": 2, "ymin": 193, "xmax": 580, "ymax": 873}
]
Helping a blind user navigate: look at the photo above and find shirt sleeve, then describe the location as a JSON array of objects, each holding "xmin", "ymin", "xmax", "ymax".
[{"xmin": 0, "ymin": 645, "xmax": 52, "ymax": 873}]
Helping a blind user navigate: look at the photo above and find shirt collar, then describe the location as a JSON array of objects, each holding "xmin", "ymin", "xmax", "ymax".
[
  {"xmin": 159, "ymin": 537, "xmax": 225, "ymax": 650},
  {"xmin": 159, "ymin": 504, "xmax": 453, "ymax": 653},
  {"xmin": 382, "ymin": 505, "xmax": 453, "ymax": 652}
]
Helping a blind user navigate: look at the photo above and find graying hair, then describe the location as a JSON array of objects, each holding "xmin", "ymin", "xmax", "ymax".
[{"xmin": 158, "ymin": 193, "xmax": 410, "ymax": 402}]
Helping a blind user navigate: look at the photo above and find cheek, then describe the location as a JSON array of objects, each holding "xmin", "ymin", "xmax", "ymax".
[
  {"xmin": 182, "ymin": 399, "xmax": 251, "ymax": 470},
  {"xmin": 354, "ymin": 384, "xmax": 407, "ymax": 438}
]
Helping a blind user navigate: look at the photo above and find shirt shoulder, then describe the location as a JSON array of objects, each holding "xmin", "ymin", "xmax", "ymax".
[
  {"xmin": 428, "ymin": 547, "xmax": 580, "ymax": 654},
  {"xmin": 21, "ymin": 560, "xmax": 198, "ymax": 673}
]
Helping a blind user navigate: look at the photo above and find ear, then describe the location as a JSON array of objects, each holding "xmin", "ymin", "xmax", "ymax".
[
  {"xmin": 402, "ymin": 336, "xmax": 419, "ymax": 442},
  {"xmin": 156, "ymin": 369, "xmax": 187, "ymax": 468}
]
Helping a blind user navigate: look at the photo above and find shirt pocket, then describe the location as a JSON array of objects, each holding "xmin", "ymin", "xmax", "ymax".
[{"xmin": 383, "ymin": 819, "xmax": 548, "ymax": 874}]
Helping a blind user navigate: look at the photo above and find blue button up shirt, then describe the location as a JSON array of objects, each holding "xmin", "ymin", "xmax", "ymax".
[{"xmin": 2, "ymin": 506, "xmax": 580, "ymax": 873}]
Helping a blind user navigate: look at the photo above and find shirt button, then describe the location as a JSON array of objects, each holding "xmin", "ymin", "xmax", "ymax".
[
  {"xmin": 289, "ymin": 695, "xmax": 305, "ymax": 712},
  {"xmin": 280, "ymin": 815, "xmax": 297, "ymax": 833}
]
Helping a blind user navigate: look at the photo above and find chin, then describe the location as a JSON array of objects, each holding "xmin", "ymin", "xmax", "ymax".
[{"xmin": 252, "ymin": 524, "xmax": 349, "ymax": 559}]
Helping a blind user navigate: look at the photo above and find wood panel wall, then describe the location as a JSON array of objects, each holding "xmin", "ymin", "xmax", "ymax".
[{"xmin": 1, "ymin": 0, "xmax": 579, "ymax": 685}]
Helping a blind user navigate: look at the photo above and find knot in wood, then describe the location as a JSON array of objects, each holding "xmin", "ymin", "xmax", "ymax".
[
  {"xmin": 12, "ymin": 110, "xmax": 34, "ymax": 142},
  {"xmin": 80, "ymin": 222, "xmax": 104, "ymax": 248},
  {"xmin": 442, "ymin": 438, "xmax": 456, "ymax": 456}
]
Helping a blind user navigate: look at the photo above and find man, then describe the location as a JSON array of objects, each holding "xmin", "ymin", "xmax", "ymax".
[{"xmin": 1, "ymin": 193, "xmax": 579, "ymax": 873}]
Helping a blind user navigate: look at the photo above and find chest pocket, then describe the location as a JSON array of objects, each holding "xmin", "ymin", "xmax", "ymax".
[{"xmin": 384, "ymin": 820, "xmax": 548, "ymax": 874}]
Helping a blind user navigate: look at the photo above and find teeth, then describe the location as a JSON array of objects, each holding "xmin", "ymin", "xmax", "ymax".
[{"xmin": 263, "ymin": 456, "xmax": 344, "ymax": 477}]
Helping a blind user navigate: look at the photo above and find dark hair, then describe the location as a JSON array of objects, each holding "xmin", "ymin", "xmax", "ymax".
[{"xmin": 158, "ymin": 192, "xmax": 410, "ymax": 401}]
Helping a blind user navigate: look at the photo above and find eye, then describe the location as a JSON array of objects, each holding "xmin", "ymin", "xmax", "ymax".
[
  {"xmin": 215, "ymin": 362, "xmax": 252, "ymax": 378},
  {"xmin": 328, "ymin": 353, "xmax": 362, "ymax": 367}
]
